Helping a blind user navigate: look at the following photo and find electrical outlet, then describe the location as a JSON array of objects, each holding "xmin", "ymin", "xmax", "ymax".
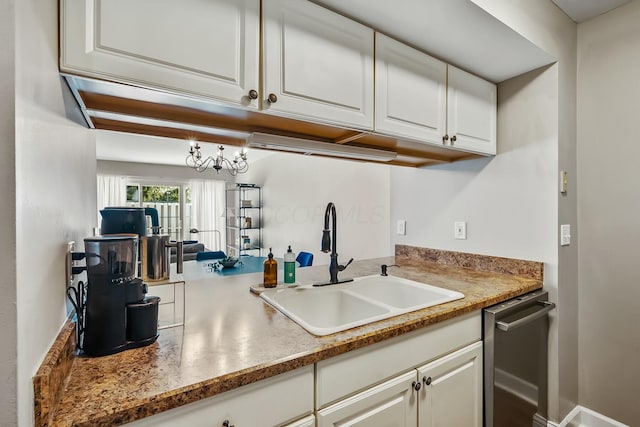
[
  {"xmin": 66, "ymin": 241, "xmax": 76, "ymax": 287},
  {"xmin": 454, "ymin": 221, "xmax": 467, "ymax": 240},
  {"xmin": 397, "ymin": 219, "xmax": 406, "ymax": 236}
]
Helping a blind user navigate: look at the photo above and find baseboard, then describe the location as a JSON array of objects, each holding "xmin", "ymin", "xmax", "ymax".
[
  {"xmin": 492, "ymin": 372, "xmax": 629, "ymax": 427},
  {"xmin": 555, "ymin": 405, "xmax": 629, "ymax": 427}
]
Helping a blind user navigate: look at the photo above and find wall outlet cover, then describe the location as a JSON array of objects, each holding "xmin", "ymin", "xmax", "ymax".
[{"xmin": 454, "ymin": 221, "xmax": 467, "ymax": 240}]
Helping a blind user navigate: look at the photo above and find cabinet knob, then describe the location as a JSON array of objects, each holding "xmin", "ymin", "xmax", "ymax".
[
  {"xmin": 423, "ymin": 376, "xmax": 432, "ymax": 386},
  {"xmin": 450, "ymin": 135, "xmax": 457, "ymax": 144},
  {"xmin": 248, "ymin": 89, "xmax": 258, "ymax": 100},
  {"xmin": 442, "ymin": 134, "xmax": 449, "ymax": 144},
  {"xmin": 412, "ymin": 380, "xmax": 422, "ymax": 391},
  {"xmin": 222, "ymin": 420, "xmax": 234, "ymax": 427},
  {"xmin": 267, "ymin": 93, "xmax": 278, "ymax": 104}
]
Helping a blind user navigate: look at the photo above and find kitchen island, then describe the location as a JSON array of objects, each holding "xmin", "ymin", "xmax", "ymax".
[{"xmin": 34, "ymin": 245, "xmax": 543, "ymax": 426}]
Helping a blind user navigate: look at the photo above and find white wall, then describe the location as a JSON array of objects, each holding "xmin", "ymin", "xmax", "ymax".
[
  {"xmin": 393, "ymin": 0, "xmax": 578, "ymax": 422},
  {"xmin": 391, "ymin": 81, "xmax": 557, "ymax": 259},
  {"xmin": 97, "ymin": 159, "xmax": 235, "ymax": 186},
  {"xmin": 14, "ymin": 1, "xmax": 97, "ymax": 426},
  {"xmin": 1, "ymin": 0, "xmax": 17, "ymax": 424},
  {"xmin": 241, "ymin": 152, "xmax": 392, "ymax": 267},
  {"xmin": 577, "ymin": 2, "xmax": 640, "ymax": 424},
  {"xmin": 392, "ymin": 64, "xmax": 558, "ymax": 258}
]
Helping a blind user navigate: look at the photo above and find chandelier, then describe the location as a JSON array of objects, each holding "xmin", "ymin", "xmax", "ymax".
[{"xmin": 185, "ymin": 141, "xmax": 249, "ymax": 175}]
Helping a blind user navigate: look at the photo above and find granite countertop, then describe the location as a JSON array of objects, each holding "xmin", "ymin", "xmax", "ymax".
[{"xmin": 34, "ymin": 246, "xmax": 543, "ymax": 426}]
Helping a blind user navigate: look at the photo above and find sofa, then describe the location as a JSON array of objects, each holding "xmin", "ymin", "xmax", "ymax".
[{"xmin": 170, "ymin": 241, "xmax": 205, "ymax": 263}]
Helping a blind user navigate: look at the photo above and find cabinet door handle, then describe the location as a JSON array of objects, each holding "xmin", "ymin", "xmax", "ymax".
[
  {"xmin": 412, "ymin": 380, "xmax": 422, "ymax": 391},
  {"xmin": 222, "ymin": 420, "xmax": 235, "ymax": 427},
  {"xmin": 248, "ymin": 89, "xmax": 258, "ymax": 100},
  {"xmin": 442, "ymin": 134, "xmax": 449, "ymax": 144},
  {"xmin": 450, "ymin": 135, "xmax": 457, "ymax": 144},
  {"xmin": 423, "ymin": 376, "xmax": 432, "ymax": 386},
  {"xmin": 267, "ymin": 93, "xmax": 278, "ymax": 104}
]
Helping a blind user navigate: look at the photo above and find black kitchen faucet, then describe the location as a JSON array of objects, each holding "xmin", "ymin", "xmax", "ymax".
[{"xmin": 314, "ymin": 202, "xmax": 353, "ymax": 286}]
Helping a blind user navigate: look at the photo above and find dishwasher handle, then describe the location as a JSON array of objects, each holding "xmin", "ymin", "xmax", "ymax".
[{"xmin": 496, "ymin": 300, "xmax": 556, "ymax": 332}]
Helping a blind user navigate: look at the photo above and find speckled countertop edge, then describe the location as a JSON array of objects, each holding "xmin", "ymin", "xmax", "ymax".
[
  {"xmin": 33, "ymin": 321, "xmax": 76, "ymax": 427},
  {"xmin": 36, "ymin": 247, "xmax": 544, "ymax": 427}
]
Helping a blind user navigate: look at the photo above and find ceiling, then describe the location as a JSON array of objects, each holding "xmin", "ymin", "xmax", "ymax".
[
  {"xmin": 551, "ymin": 0, "xmax": 632, "ymax": 23},
  {"xmin": 315, "ymin": 0, "xmax": 555, "ymax": 83},
  {"xmin": 315, "ymin": 0, "xmax": 634, "ymax": 81},
  {"xmin": 96, "ymin": 130, "xmax": 273, "ymax": 167}
]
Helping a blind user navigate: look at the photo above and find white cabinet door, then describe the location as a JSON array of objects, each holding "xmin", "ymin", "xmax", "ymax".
[
  {"xmin": 447, "ymin": 66, "xmax": 497, "ymax": 154},
  {"xmin": 60, "ymin": 0, "xmax": 260, "ymax": 108},
  {"xmin": 124, "ymin": 366, "xmax": 313, "ymax": 427},
  {"xmin": 317, "ymin": 371, "xmax": 418, "ymax": 427},
  {"xmin": 375, "ymin": 33, "xmax": 447, "ymax": 144},
  {"xmin": 417, "ymin": 342, "xmax": 483, "ymax": 427},
  {"xmin": 285, "ymin": 415, "xmax": 315, "ymax": 427},
  {"xmin": 316, "ymin": 313, "xmax": 481, "ymax": 408},
  {"xmin": 262, "ymin": 0, "xmax": 374, "ymax": 130}
]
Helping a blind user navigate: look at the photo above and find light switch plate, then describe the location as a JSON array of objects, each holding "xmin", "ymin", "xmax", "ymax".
[
  {"xmin": 560, "ymin": 224, "xmax": 571, "ymax": 246},
  {"xmin": 397, "ymin": 219, "xmax": 406, "ymax": 236},
  {"xmin": 454, "ymin": 221, "xmax": 467, "ymax": 240}
]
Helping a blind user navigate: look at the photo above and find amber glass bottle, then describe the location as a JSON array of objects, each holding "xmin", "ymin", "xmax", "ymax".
[{"xmin": 263, "ymin": 248, "xmax": 278, "ymax": 288}]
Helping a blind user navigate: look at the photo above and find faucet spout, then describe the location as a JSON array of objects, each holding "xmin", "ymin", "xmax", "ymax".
[{"xmin": 315, "ymin": 202, "xmax": 353, "ymax": 286}]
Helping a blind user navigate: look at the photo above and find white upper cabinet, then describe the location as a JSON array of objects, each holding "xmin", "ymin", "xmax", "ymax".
[
  {"xmin": 446, "ymin": 65, "xmax": 497, "ymax": 155},
  {"xmin": 262, "ymin": 0, "xmax": 375, "ymax": 130},
  {"xmin": 375, "ymin": 33, "xmax": 447, "ymax": 144},
  {"xmin": 375, "ymin": 33, "xmax": 496, "ymax": 155},
  {"xmin": 60, "ymin": 0, "xmax": 260, "ymax": 108},
  {"xmin": 60, "ymin": 0, "xmax": 495, "ymax": 158}
]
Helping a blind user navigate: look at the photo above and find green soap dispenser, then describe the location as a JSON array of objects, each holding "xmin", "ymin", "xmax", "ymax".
[{"xmin": 284, "ymin": 246, "xmax": 296, "ymax": 284}]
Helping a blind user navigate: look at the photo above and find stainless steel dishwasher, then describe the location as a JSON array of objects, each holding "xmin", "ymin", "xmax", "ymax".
[{"xmin": 483, "ymin": 290, "xmax": 556, "ymax": 427}]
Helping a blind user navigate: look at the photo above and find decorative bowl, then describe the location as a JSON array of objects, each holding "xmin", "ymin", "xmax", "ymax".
[{"xmin": 219, "ymin": 257, "xmax": 239, "ymax": 268}]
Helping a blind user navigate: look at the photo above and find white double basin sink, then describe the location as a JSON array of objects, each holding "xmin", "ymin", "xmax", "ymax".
[{"xmin": 260, "ymin": 274, "xmax": 464, "ymax": 336}]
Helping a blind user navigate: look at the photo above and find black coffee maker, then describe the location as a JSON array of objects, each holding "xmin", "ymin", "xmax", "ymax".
[
  {"xmin": 99, "ymin": 206, "xmax": 161, "ymax": 236},
  {"xmin": 82, "ymin": 235, "xmax": 160, "ymax": 357}
]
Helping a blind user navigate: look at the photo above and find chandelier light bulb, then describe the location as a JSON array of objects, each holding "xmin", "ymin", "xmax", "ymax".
[{"xmin": 185, "ymin": 141, "xmax": 249, "ymax": 175}]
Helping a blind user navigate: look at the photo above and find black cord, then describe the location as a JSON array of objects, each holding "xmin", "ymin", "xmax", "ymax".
[{"xmin": 66, "ymin": 281, "xmax": 86, "ymax": 350}]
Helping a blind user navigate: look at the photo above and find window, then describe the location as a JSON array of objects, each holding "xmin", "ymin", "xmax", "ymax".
[{"xmin": 126, "ymin": 183, "xmax": 191, "ymax": 241}]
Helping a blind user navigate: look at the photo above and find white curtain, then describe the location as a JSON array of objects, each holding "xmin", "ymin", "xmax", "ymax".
[
  {"xmin": 96, "ymin": 174, "xmax": 127, "ymax": 224},
  {"xmin": 190, "ymin": 179, "xmax": 226, "ymax": 251}
]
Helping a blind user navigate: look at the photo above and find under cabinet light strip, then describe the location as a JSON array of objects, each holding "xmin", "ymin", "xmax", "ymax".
[
  {"xmin": 87, "ymin": 109, "xmax": 251, "ymax": 139},
  {"xmin": 247, "ymin": 133, "xmax": 397, "ymax": 162}
]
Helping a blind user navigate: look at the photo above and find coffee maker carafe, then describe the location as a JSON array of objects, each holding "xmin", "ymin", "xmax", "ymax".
[{"xmin": 82, "ymin": 235, "xmax": 160, "ymax": 357}]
